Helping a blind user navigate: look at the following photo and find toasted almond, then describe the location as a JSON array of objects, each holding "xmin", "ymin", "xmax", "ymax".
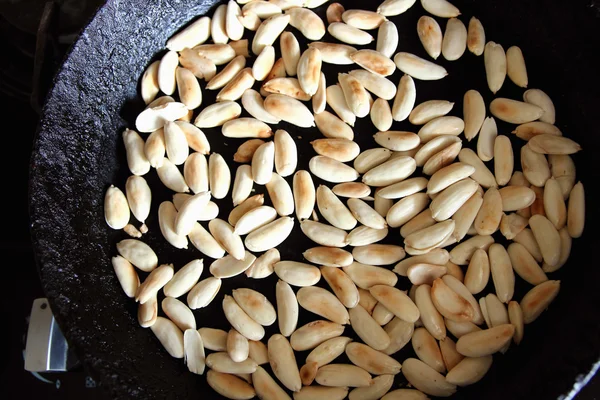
[
  {"xmin": 242, "ymin": 1, "xmax": 282, "ymax": 18},
  {"xmin": 456, "ymin": 324, "xmax": 514, "ymax": 357},
  {"xmin": 394, "ymin": 248, "xmax": 449, "ymax": 276},
  {"xmin": 346, "ymin": 342, "xmax": 401, "ymax": 377},
  {"xmin": 247, "ymin": 340, "xmax": 269, "ymax": 366},
  {"xmin": 326, "ymin": 2, "xmax": 345, "ymax": 23},
  {"xmin": 402, "ymin": 358, "xmax": 456, "ymax": 397},
  {"xmin": 252, "ymin": 14, "xmax": 290, "ymax": 55},
  {"xmin": 353, "ymin": 244, "xmax": 406, "ymax": 265},
  {"xmin": 439, "ymin": 337, "xmax": 464, "ymax": 373},
  {"xmin": 263, "ymin": 77, "xmax": 311, "ymax": 101},
  {"xmin": 356, "ymin": 288, "xmax": 377, "ymax": 314},
  {"xmin": 311, "ymin": 139, "xmax": 360, "ymax": 163},
  {"xmin": 427, "ymin": 163, "xmax": 475, "ymax": 196},
  {"xmin": 506, "ymin": 301, "xmax": 525, "ymax": 345},
  {"xmin": 492, "ymin": 136, "xmax": 514, "ymax": 186},
  {"xmin": 197, "ymin": 328, "xmax": 227, "ymax": 353},
  {"xmin": 151, "ymin": 317, "xmax": 184, "ymax": 358},
  {"xmin": 512, "ymin": 230, "xmax": 543, "ymax": 265},
  {"xmin": 280, "ymin": 31, "xmax": 300, "ymax": 76},
  {"xmin": 465, "ymin": 16, "xmax": 485, "ymax": 55},
  {"xmin": 394, "ymin": 52, "xmax": 448, "ymax": 80},
  {"xmin": 338, "ymin": 73, "xmax": 370, "ymax": 118},
  {"xmin": 416, "ymin": 16, "xmax": 442, "ymax": 59},
  {"xmin": 187, "ymin": 277, "xmax": 222, "ymax": 309},
  {"xmin": 382, "ymin": 389, "xmax": 429, "ymax": 400},
  {"xmin": 291, "ymin": 170, "xmax": 316, "ymax": 221},
  {"xmin": 193, "ymin": 44, "xmax": 237, "ymax": 66},
  {"xmin": 269, "ymin": 130, "xmax": 297, "ymax": 178},
  {"xmin": 195, "ymin": 101, "xmax": 242, "ymax": 128},
  {"xmin": 348, "ymin": 70, "xmax": 397, "ymax": 102},
  {"xmin": 497, "ymin": 186, "xmax": 536, "ymax": 213},
  {"xmin": 309, "ymin": 42, "xmax": 357, "ymax": 65},
  {"xmin": 313, "ymin": 113, "xmax": 353, "ymax": 142},
  {"xmin": 176, "ymin": 67, "xmax": 202, "ymax": 110},
  {"xmin": 223, "ymin": 295, "xmax": 265, "ymax": 341},
  {"xmin": 506, "ymin": 243, "xmax": 547, "ymax": 289},
  {"xmin": 179, "ymin": 47, "xmax": 217, "ymax": 80},
  {"xmin": 524, "ymin": 88, "xmax": 555, "ymax": 124},
  {"xmin": 297, "ymin": 287, "xmax": 349, "ymax": 324},
  {"xmin": 521, "ymin": 147, "xmax": 551, "ymax": 189},
  {"xmin": 144, "ymin": 128, "xmax": 166, "ymax": 168},
  {"xmin": 333, "ymin": 182, "xmax": 371, "ymax": 198},
  {"xmin": 315, "ymin": 364, "xmax": 373, "ymax": 388},
  {"xmin": 442, "ymin": 17, "xmax": 467, "ymax": 61},
  {"xmin": 341, "ymin": 9, "xmax": 386, "ymax": 30},
  {"xmin": 481, "ymin": 293, "xmax": 509, "ymax": 329},
  {"xmin": 232, "ymin": 288, "xmax": 277, "ymax": 327},
  {"xmin": 521, "ymin": 280, "xmax": 561, "ymax": 324},
  {"xmin": 483, "ymin": 42, "xmax": 506, "ymax": 93},
  {"xmin": 499, "ymin": 212, "xmax": 528, "ymax": 240},
  {"xmin": 287, "ymin": 7, "xmax": 325, "ymax": 40},
  {"xmin": 350, "ymin": 50, "xmax": 395, "ymax": 77},
  {"xmin": 321, "ymin": 266, "xmax": 360, "ymax": 308}
]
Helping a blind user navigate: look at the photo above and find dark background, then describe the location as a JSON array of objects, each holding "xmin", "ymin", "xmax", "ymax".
[{"xmin": 0, "ymin": 0, "xmax": 598, "ymax": 399}]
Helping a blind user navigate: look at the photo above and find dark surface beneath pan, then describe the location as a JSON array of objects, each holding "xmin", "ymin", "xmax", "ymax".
[{"xmin": 29, "ymin": 0, "xmax": 600, "ymax": 399}]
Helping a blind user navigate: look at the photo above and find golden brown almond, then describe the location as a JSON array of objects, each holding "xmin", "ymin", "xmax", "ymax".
[
  {"xmin": 350, "ymin": 49, "xmax": 396, "ymax": 77},
  {"xmin": 467, "ymin": 16, "xmax": 485, "ymax": 56},
  {"xmin": 521, "ymin": 280, "xmax": 561, "ymax": 323},
  {"xmin": 528, "ymin": 134, "xmax": 582, "ymax": 155},
  {"xmin": 291, "ymin": 320, "xmax": 345, "ymax": 351},
  {"xmin": 332, "ymin": 182, "xmax": 371, "ymax": 198},
  {"xmin": 490, "ymin": 98, "xmax": 544, "ymax": 124},
  {"xmin": 321, "ymin": 266, "xmax": 359, "ymax": 308},
  {"xmin": 287, "ymin": 7, "xmax": 326, "ymax": 40}
]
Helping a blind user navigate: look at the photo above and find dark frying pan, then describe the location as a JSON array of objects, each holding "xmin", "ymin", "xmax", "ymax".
[{"xmin": 29, "ymin": 0, "xmax": 600, "ymax": 398}]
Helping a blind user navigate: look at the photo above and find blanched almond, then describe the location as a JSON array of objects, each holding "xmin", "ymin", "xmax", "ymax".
[
  {"xmin": 347, "ymin": 198, "xmax": 387, "ymax": 229},
  {"xmin": 252, "ymin": 14, "xmax": 290, "ymax": 55},
  {"xmin": 524, "ymin": 88, "xmax": 555, "ymax": 124},
  {"xmin": 298, "ymin": 48, "xmax": 322, "ymax": 96},
  {"xmin": 412, "ymin": 327, "xmax": 445, "ymax": 373},
  {"xmin": 418, "ymin": 116, "xmax": 464, "ymax": 143},
  {"xmin": 346, "ymin": 226, "xmax": 389, "ymax": 246},
  {"xmin": 217, "ymin": 67, "xmax": 255, "ymax": 101},
  {"xmin": 309, "ymin": 42, "xmax": 357, "ymax": 65},
  {"xmin": 463, "ymin": 90, "xmax": 485, "ymax": 141},
  {"xmin": 394, "ymin": 52, "xmax": 448, "ymax": 80},
  {"xmin": 484, "ymin": 42, "xmax": 506, "ymax": 94},
  {"xmin": 293, "ymin": 170, "xmax": 315, "ymax": 221},
  {"xmin": 446, "ymin": 355, "xmax": 493, "ymax": 387},
  {"xmin": 328, "ymin": 22, "xmax": 373, "ymax": 45},
  {"xmin": 458, "ymin": 148, "xmax": 497, "ymax": 188},
  {"xmin": 363, "ymin": 156, "xmax": 417, "ymax": 187},
  {"xmin": 194, "ymin": 101, "xmax": 242, "ymax": 128},
  {"xmin": 275, "ymin": 261, "xmax": 321, "ymax": 287},
  {"xmin": 467, "ymin": 16, "xmax": 485, "ymax": 55},
  {"xmin": 456, "ymin": 324, "xmax": 514, "ymax": 357},
  {"xmin": 207, "ymin": 370, "xmax": 255, "ymax": 400},
  {"xmin": 488, "ymin": 243, "xmax": 515, "ymax": 303},
  {"xmin": 392, "ymin": 74, "xmax": 417, "ymax": 122},
  {"xmin": 491, "ymin": 98, "xmax": 544, "ymax": 124},
  {"xmin": 528, "ymin": 134, "xmax": 581, "ymax": 155},
  {"xmin": 297, "ymin": 286, "xmax": 349, "ymax": 324},
  {"xmin": 417, "ymin": 16, "xmax": 442, "ymax": 59},
  {"xmin": 242, "ymin": 89, "xmax": 280, "ymax": 124},
  {"xmin": 513, "ymin": 121, "xmax": 562, "ymax": 141},
  {"xmin": 291, "ymin": 320, "xmax": 345, "ymax": 352},
  {"xmin": 442, "ymin": 17, "xmax": 467, "ymax": 61},
  {"xmin": 210, "ymin": 251, "xmax": 255, "ymax": 280},
  {"xmin": 506, "ymin": 45, "xmax": 528, "ymax": 87},
  {"xmin": 313, "ymin": 72, "xmax": 327, "ymax": 114},
  {"xmin": 567, "ymin": 182, "xmax": 585, "ymax": 238},
  {"xmin": 280, "ymin": 31, "xmax": 300, "ymax": 76},
  {"xmin": 263, "ymin": 77, "xmax": 311, "ymax": 100},
  {"xmin": 105, "ymin": 185, "xmax": 130, "ymax": 230},
  {"xmin": 252, "ymin": 366, "xmax": 291, "ymax": 400},
  {"xmin": 520, "ymin": 280, "xmax": 560, "ymax": 323},
  {"xmin": 430, "ymin": 277, "xmax": 474, "ymax": 322},
  {"xmin": 246, "ymin": 248, "xmax": 280, "ymax": 279},
  {"xmin": 187, "ymin": 277, "xmax": 222, "ymax": 309},
  {"xmin": 377, "ymin": 20, "xmax": 399, "ymax": 59},
  {"xmin": 322, "ymin": 266, "xmax": 360, "ymax": 308},
  {"xmin": 333, "ymin": 182, "xmax": 371, "ymax": 198},
  {"xmin": 274, "ymin": 129, "xmax": 297, "ymax": 177},
  {"xmin": 287, "ymin": 7, "xmax": 325, "ymax": 40},
  {"xmin": 402, "ymin": 358, "xmax": 456, "ymax": 397},
  {"xmin": 267, "ymin": 334, "xmax": 301, "ymax": 392},
  {"xmin": 244, "ymin": 216, "xmax": 294, "ymax": 252}
]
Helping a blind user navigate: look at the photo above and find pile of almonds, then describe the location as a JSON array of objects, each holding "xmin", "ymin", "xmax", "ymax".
[{"xmin": 103, "ymin": 0, "xmax": 586, "ymax": 398}]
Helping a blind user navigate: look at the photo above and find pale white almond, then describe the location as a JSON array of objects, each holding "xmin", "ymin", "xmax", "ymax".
[
  {"xmin": 157, "ymin": 201, "xmax": 188, "ymax": 249},
  {"xmin": 333, "ymin": 182, "xmax": 371, "ymax": 199},
  {"xmin": 211, "ymin": 4, "xmax": 229, "ymax": 43},
  {"xmin": 427, "ymin": 163, "xmax": 475, "ymax": 196},
  {"xmin": 524, "ymin": 88, "xmax": 555, "ymax": 124},
  {"xmin": 386, "ymin": 192, "xmax": 430, "ymax": 228},
  {"xmin": 405, "ymin": 219, "xmax": 455, "ymax": 250},
  {"xmin": 567, "ymin": 182, "xmax": 585, "ymax": 238},
  {"xmin": 357, "ymin": 288, "xmax": 377, "ymax": 314},
  {"xmin": 506, "ymin": 301, "xmax": 525, "ymax": 345},
  {"xmin": 349, "ymin": 374, "xmax": 394, "ymax": 400},
  {"xmin": 269, "ymin": 131, "xmax": 296, "ymax": 180},
  {"xmin": 373, "ymin": 131, "xmax": 420, "ymax": 152},
  {"xmin": 158, "ymin": 50, "xmax": 178, "ymax": 95},
  {"xmin": 301, "ymin": 220, "xmax": 347, "ymax": 248},
  {"xmin": 414, "ymin": 284, "xmax": 446, "ymax": 341},
  {"xmin": 246, "ymin": 248, "xmax": 280, "ymax": 279},
  {"xmin": 263, "ymin": 77, "xmax": 311, "ymax": 101},
  {"xmin": 250, "ymin": 141, "xmax": 274, "ymax": 186},
  {"xmin": 304, "ymin": 247, "xmax": 353, "ymax": 268},
  {"xmin": 414, "ymin": 136, "xmax": 459, "ymax": 170},
  {"xmin": 391, "ymin": 74, "xmax": 417, "ymax": 122},
  {"xmin": 346, "ymin": 304, "xmax": 391, "ymax": 350},
  {"xmin": 418, "ymin": 116, "xmax": 464, "ymax": 143},
  {"xmin": 141, "ymin": 60, "xmax": 160, "ymax": 104},
  {"xmin": 242, "ymin": 1, "xmax": 282, "ymax": 18},
  {"xmin": 294, "ymin": 386, "xmax": 348, "ymax": 400},
  {"xmin": 506, "ymin": 45, "xmax": 528, "ymax": 87},
  {"xmin": 216, "ymin": 67, "xmax": 256, "ymax": 101},
  {"xmin": 363, "ymin": 156, "xmax": 417, "ymax": 187},
  {"xmin": 210, "ymin": 252, "xmax": 256, "ymax": 279},
  {"xmin": 491, "ymin": 98, "xmax": 545, "ymax": 124},
  {"xmin": 252, "ymin": 366, "xmax": 290, "ymax": 400},
  {"xmin": 382, "ymin": 318, "xmax": 414, "ymax": 356},
  {"xmin": 297, "ymin": 286, "xmax": 350, "ymax": 325},
  {"xmin": 377, "ymin": 21, "xmax": 399, "ymax": 59},
  {"xmin": 430, "ymin": 178, "xmax": 479, "ymax": 222},
  {"xmin": 309, "ymin": 155, "xmax": 360, "ymax": 183},
  {"xmin": 309, "ymin": 42, "xmax": 357, "ymax": 65},
  {"xmin": 325, "ymin": 85, "xmax": 357, "ymax": 126},
  {"xmin": 442, "ymin": 18, "xmax": 467, "ymax": 61},
  {"xmin": 347, "ymin": 198, "xmax": 387, "ymax": 229},
  {"xmin": 382, "ymin": 389, "xmax": 429, "ymax": 400},
  {"xmin": 183, "ymin": 328, "xmax": 206, "ymax": 375},
  {"xmin": 208, "ymin": 218, "xmax": 243, "ymax": 260},
  {"xmin": 187, "ymin": 276, "xmax": 222, "ymax": 309},
  {"xmin": 314, "ymin": 112, "xmax": 354, "ymax": 141},
  {"xmin": 348, "ymin": 70, "xmax": 397, "ymax": 101},
  {"xmin": 241, "ymin": 90, "xmax": 280, "ymax": 124},
  {"xmin": 497, "ymin": 186, "xmax": 536, "ymax": 212},
  {"xmin": 463, "ymin": 248, "xmax": 489, "ymax": 295},
  {"xmin": 487, "ymin": 243, "xmax": 515, "ymax": 303},
  {"xmin": 481, "ymin": 293, "xmax": 509, "ymax": 329},
  {"xmin": 377, "ymin": 0, "xmax": 417, "ymax": 15},
  {"xmin": 492, "ymin": 135, "xmax": 514, "ymax": 186},
  {"xmin": 287, "ymin": 7, "xmax": 325, "ymax": 40},
  {"xmin": 345, "ymin": 343, "xmax": 401, "ymax": 378},
  {"xmin": 174, "ymin": 191, "xmax": 211, "ymax": 236},
  {"xmin": 342, "ymin": 262, "xmax": 397, "ymax": 290},
  {"xmin": 150, "ymin": 317, "xmax": 184, "ymax": 359},
  {"xmin": 372, "ymin": 303, "xmax": 395, "ymax": 325},
  {"xmin": 430, "ymin": 277, "xmax": 474, "ymax": 322},
  {"xmin": 458, "ymin": 148, "xmax": 497, "ymax": 188},
  {"xmin": 338, "ymin": 73, "xmax": 370, "ymax": 118},
  {"xmin": 207, "ymin": 370, "xmax": 255, "ymax": 400},
  {"xmin": 163, "ymin": 121, "xmax": 189, "ymax": 166},
  {"xmin": 520, "ymin": 280, "xmax": 560, "ymax": 323},
  {"xmin": 163, "ymin": 259, "xmax": 203, "ymax": 299},
  {"xmin": 196, "ymin": 328, "xmax": 227, "ymax": 353},
  {"xmin": 162, "ymin": 297, "xmax": 196, "ymax": 332},
  {"xmin": 194, "ymin": 101, "xmax": 241, "ymax": 127},
  {"xmin": 341, "ymin": 9, "xmax": 386, "ymax": 30},
  {"xmin": 222, "ymin": 116, "xmax": 272, "ymax": 139},
  {"xmin": 266, "ymin": 334, "xmax": 302, "ymax": 392},
  {"xmin": 513, "ymin": 121, "xmax": 562, "ymax": 141},
  {"xmin": 264, "ymin": 94, "xmax": 315, "ymax": 128},
  {"xmin": 368, "ymin": 285, "xmax": 418, "ymax": 324},
  {"xmin": 122, "ymin": 129, "xmax": 151, "ymax": 176},
  {"xmin": 473, "ymin": 187, "xmax": 502, "ymax": 235},
  {"xmin": 112, "ymin": 256, "xmax": 140, "ymax": 298},
  {"xmin": 410, "ymin": 100, "xmax": 454, "ymax": 126},
  {"xmin": 422, "ymin": 141, "xmax": 462, "ymax": 176},
  {"xmin": 528, "ymin": 134, "xmax": 581, "ymax": 155},
  {"xmin": 378, "ymin": 177, "xmax": 428, "ymax": 200},
  {"xmin": 252, "ymin": 14, "xmax": 290, "ymax": 55},
  {"xmin": 370, "ymin": 98, "xmax": 393, "ymax": 131},
  {"xmin": 315, "ymin": 364, "xmax": 373, "ymax": 388},
  {"xmin": 223, "ymin": 295, "xmax": 265, "ymax": 341},
  {"xmin": 291, "ymin": 320, "xmax": 345, "ymax": 352},
  {"xmin": 237, "ymin": 10, "xmax": 261, "ymax": 31},
  {"xmin": 136, "ymin": 263, "xmax": 174, "ymax": 305},
  {"xmin": 116, "ymin": 239, "xmax": 158, "ymax": 273},
  {"xmin": 104, "ymin": 185, "xmax": 130, "ymax": 230},
  {"xmin": 484, "ymin": 42, "xmax": 506, "ymax": 94},
  {"xmin": 275, "ymin": 261, "xmax": 321, "ymax": 287},
  {"xmin": 206, "ymin": 352, "xmax": 258, "ymax": 375},
  {"xmin": 417, "ymin": 16, "xmax": 442, "ymax": 60},
  {"xmin": 322, "ymin": 266, "xmax": 360, "ymax": 308},
  {"xmin": 234, "ymin": 206, "xmax": 278, "ymax": 235},
  {"xmin": 529, "ymin": 214, "xmax": 561, "ymax": 268},
  {"xmin": 247, "ymin": 340, "xmax": 269, "ymax": 366},
  {"xmin": 543, "ymin": 177, "xmax": 567, "ymax": 229},
  {"xmin": 520, "ymin": 147, "xmax": 550, "ymax": 190},
  {"xmin": 243, "ymin": 217, "xmax": 294, "ymax": 253},
  {"xmin": 512, "ymin": 229, "xmax": 542, "ymax": 265},
  {"xmin": 446, "ymin": 355, "xmax": 493, "ymax": 387},
  {"xmin": 394, "ymin": 52, "xmax": 448, "ymax": 80},
  {"xmin": 265, "ymin": 173, "xmax": 294, "ymax": 216},
  {"xmin": 231, "ymin": 165, "xmax": 253, "ymax": 207},
  {"xmin": 374, "ymin": 190, "xmax": 394, "ymax": 217},
  {"xmin": 280, "ymin": 31, "xmax": 300, "ymax": 76},
  {"xmin": 188, "ymin": 222, "xmax": 226, "ymax": 259},
  {"xmin": 346, "ymin": 226, "xmax": 389, "ymax": 246},
  {"xmin": 328, "ymin": 22, "xmax": 373, "ymax": 45},
  {"xmin": 144, "ymin": 128, "xmax": 166, "ymax": 168},
  {"xmin": 353, "ymin": 244, "xmax": 406, "ymax": 266},
  {"xmin": 313, "ymin": 72, "xmax": 327, "ymax": 114},
  {"xmin": 275, "ymin": 280, "xmax": 298, "ymax": 337},
  {"xmin": 456, "ymin": 324, "xmax": 514, "ymax": 357},
  {"xmin": 194, "ymin": 43, "xmax": 237, "ymax": 66},
  {"xmin": 136, "ymin": 101, "xmax": 188, "ymax": 133},
  {"xmin": 402, "ymin": 358, "xmax": 456, "ymax": 397},
  {"xmin": 175, "ymin": 67, "xmax": 202, "ymax": 110},
  {"xmin": 462, "ymin": 90, "xmax": 485, "ymax": 141},
  {"xmin": 293, "ymin": 170, "xmax": 316, "ymax": 221},
  {"xmin": 412, "ymin": 327, "xmax": 445, "ymax": 373},
  {"xmin": 394, "ymin": 248, "xmax": 449, "ymax": 276},
  {"xmin": 444, "ymin": 318, "xmax": 480, "ymax": 340}
]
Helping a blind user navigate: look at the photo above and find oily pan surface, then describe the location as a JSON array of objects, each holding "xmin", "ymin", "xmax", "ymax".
[{"xmin": 30, "ymin": 0, "xmax": 600, "ymax": 399}]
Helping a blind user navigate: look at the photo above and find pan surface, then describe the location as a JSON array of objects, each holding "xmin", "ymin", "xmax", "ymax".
[{"xmin": 30, "ymin": 0, "xmax": 600, "ymax": 398}]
